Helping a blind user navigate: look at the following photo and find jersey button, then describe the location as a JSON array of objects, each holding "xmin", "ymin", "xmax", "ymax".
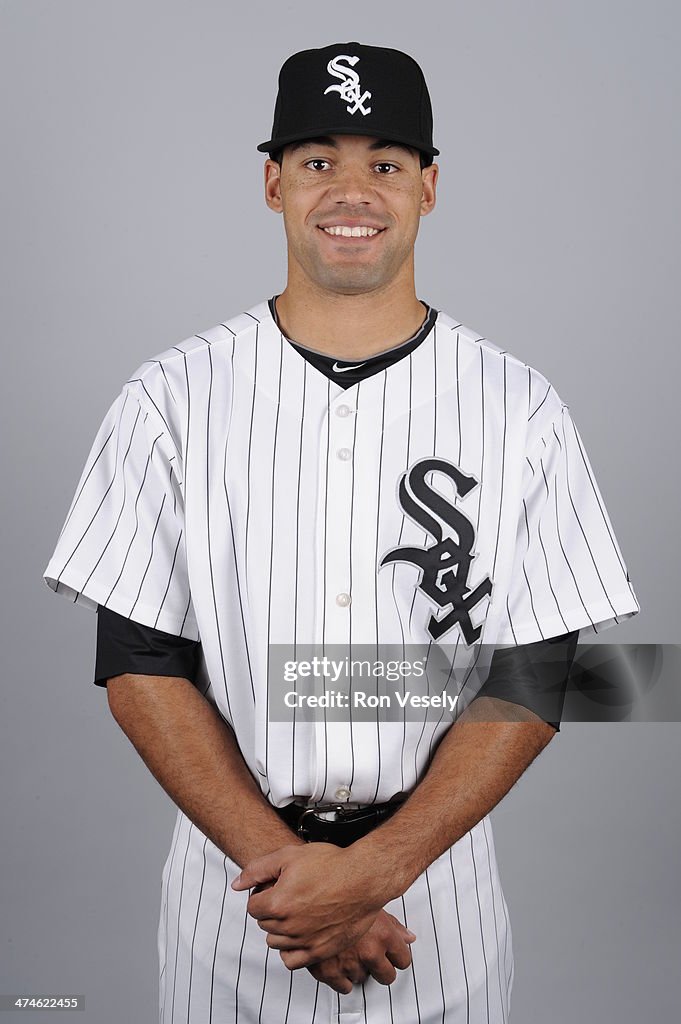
[
  {"xmin": 335, "ymin": 404, "xmax": 352, "ymax": 418},
  {"xmin": 334, "ymin": 786, "xmax": 351, "ymax": 801},
  {"xmin": 335, "ymin": 592, "xmax": 351, "ymax": 607},
  {"xmin": 337, "ymin": 447, "xmax": 352, "ymax": 461}
]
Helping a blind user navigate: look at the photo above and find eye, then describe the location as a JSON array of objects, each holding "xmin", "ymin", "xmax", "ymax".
[
  {"xmin": 305, "ymin": 159, "xmax": 332, "ymax": 171},
  {"xmin": 374, "ymin": 162, "xmax": 399, "ymax": 174}
]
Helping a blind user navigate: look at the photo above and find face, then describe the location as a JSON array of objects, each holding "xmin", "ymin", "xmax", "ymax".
[{"xmin": 264, "ymin": 135, "xmax": 438, "ymax": 297}]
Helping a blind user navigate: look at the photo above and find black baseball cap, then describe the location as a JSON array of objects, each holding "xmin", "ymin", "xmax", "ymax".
[{"xmin": 257, "ymin": 42, "xmax": 439, "ymax": 165}]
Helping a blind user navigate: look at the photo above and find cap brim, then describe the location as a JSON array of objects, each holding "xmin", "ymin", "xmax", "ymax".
[{"xmin": 256, "ymin": 125, "xmax": 439, "ymax": 157}]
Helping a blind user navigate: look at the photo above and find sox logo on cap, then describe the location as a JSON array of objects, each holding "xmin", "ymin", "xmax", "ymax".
[{"xmin": 324, "ymin": 54, "xmax": 372, "ymax": 115}]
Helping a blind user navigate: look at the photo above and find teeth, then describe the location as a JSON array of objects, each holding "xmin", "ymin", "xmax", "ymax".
[{"xmin": 322, "ymin": 226, "xmax": 381, "ymax": 237}]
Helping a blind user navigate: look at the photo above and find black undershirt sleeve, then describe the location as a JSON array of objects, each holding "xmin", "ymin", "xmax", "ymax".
[
  {"xmin": 94, "ymin": 604, "xmax": 202, "ymax": 687},
  {"xmin": 474, "ymin": 630, "xmax": 580, "ymax": 732}
]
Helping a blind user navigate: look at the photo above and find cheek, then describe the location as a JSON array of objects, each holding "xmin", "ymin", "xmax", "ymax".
[{"xmin": 280, "ymin": 189, "xmax": 323, "ymax": 232}]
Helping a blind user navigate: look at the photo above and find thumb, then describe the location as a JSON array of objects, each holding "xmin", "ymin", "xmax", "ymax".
[{"xmin": 231, "ymin": 851, "xmax": 284, "ymax": 891}]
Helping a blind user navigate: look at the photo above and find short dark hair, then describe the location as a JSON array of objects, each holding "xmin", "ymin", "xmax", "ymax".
[{"xmin": 270, "ymin": 145, "xmax": 431, "ymax": 170}]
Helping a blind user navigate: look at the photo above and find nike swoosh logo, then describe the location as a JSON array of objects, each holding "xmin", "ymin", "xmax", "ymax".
[{"xmin": 332, "ymin": 361, "xmax": 366, "ymax": 373}]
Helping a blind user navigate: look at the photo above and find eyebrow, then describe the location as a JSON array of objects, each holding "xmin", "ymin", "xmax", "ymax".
[{"xmin": 287, "ymin": 136, "xmax": 417, "ymax": 157}]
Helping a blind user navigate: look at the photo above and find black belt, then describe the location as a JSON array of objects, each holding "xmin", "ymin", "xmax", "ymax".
[{"xmin": 275, "ymin": 801, "xmax": 404, "ymax": 847}]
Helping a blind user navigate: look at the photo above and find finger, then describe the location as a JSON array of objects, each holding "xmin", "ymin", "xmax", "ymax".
[
  {"xmin": 255, "ymin": 917, "xmax": 297, "ymax": 934},
  {"xmin": 280, "ymin": 920, "xmax": 374, "ymax": 969},
  {"xmin": 364, "ymin": 958, "xmax": 397, "ymax": 986},
  {"xmin": 231, "ymin": 852, "xmax": 282, "ymax": 891},
  {"xmin": 307, "ymin": 965, "xmax": 354, "ymax": 996},
  {"xmin": 266, "ymin": 932, "xmax": 308, "ymax": 951},
  {"xmin": 251, "ymin": 880, "xmax": 275, "ymax": 895},
  {"xmin": 281, "ymin": 948, "xmax": 316, "ymax": 970},
  {"xmin": 384, "ymin": 913, "xmax": 417, "ymax": 942},
  {"xmin": 246, "ymin": 893, "xmax": 286, "ymax": 922},
  {"xmin": 341, "ymin": 961, "xmax": 369, "ymax": 986},
  {"xmin": 385, "ymin": 943, "xmax": 413, "ymax": 971}
]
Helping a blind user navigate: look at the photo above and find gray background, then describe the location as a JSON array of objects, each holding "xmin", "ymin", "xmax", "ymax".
[{"xmin": 2, "ymin": 0, "xmax": 679, "ymax": 1021}]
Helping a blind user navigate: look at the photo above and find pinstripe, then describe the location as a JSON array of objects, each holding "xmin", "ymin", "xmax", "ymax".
[
  {"xmin": 400, "ymin": 894, "xmax": 422, "ymax": 1023},
  {"xmin": 551, "ymin": 462, "xmax": 595, "ymax": 626},
  {"xmin": 291, "ymin": 358, "xmax": 307, "ymax": 795},
  {"xmin": 570, "ymin": 412, "xmax": 632, "ymax": 577},
  {"xmin": 257, "ymin": 945, "xmax": 271, "ymax": 1022},
  {"xmin": 528, "ymin": 382, "xmax": 552, "ymax": 420},
  {"xmin": 58, "ymin": 419, "xmax": 118, "ymax": 539},
  {"xmin": 533, "ymin": 457, "xmax": 571, "ymax": 632},
  {"xmin": 283, "ymin": 969, "xmax": 295, "ymax": 1023},
  {"xmin": 57, "ymin": 397, "xmax": 140, "ymax": 583},
  {"xmin": 526, "ymin": 364, "xmax": 531, "ymax": 419},
  {"xmin": 129, "ymin": 490, "xmax": 167, "ymax": 616},
  {"xmin": 244, "ymin": 325, "xmax": 259, "ymax": 614},
  {"xmin": 233, "ymin": 900, "xmax": 250, "ymax": 1022},
  {"xmin": 311, "ymin": 980, "xmax": 320, "ymax": 1022},
  {"xmin": 369, "ymin": 370, "xmax": 388, "ymax": 805},
  {"xmin": 159, "ymin": 810, "xmax": 183, "ymax": 1021},
  {"xmin": 222, "ymin": 333, "xmax": 255, "ymax": 704},
  {"xmin": 392, "ymin": 352, "xmax": 413, "ymax": 795},
  {"xmin": 103, "ymin": 430, "xmax": 163, "ymax": 603},
  {"xmin": 265, "ymin": 331, "xmax": 284, "ymax": 780},
  {"xmin": 201, "ymin": 345, "xmax": 233, "ymax": 721},
  {"xmin": 448, "ymin": 846, "xmax": 470, "ymax": 1023},
  {"xmin": 520, "ymin": 499, "xmax": 545, "ymax": 637},
  {"xmin": 347, "ymin": 379, "xmax": 361, "ymax": 795},
  {"xmin": 469, "ymin": 831, "xmax": 490, "ymax": 1024},
  {"xmin": 477, "ymin": 345, "xmax": 486, "ymax": 534},
  {"xmin": 168, "ymin": 461, "xmax": 177, "ymax": 514},
  {"xmin": 481, "ymin": 818, "xmax": 508, "ymax": 1023},
  {"xmin": 207, "ymin": 858, "xmax": 229, "ymax": 1023},
  {"xmin": 319, "ymin": 377, "xmax": 331, "ymax": 802},
  {"xmin": 556, "ymin": 417, "xmax": 618, "ymax": 615},
  {"xmin": 170, "ymin": 824, "xmax": 193, "ymax": 1023},
  {"xmin": 186, "ymin": 837, "xmax": 209, "ymax": 1022},
  {"xmin": 424, "ymin": 867, "xmax": 446, "ymax": 1023},
  {"xmin": 489, "ymin": 357, "xmax": 508, "ymax": 582},
  {"xmin": 130, "ymin": 377, "xmax": 181, "ymax": 456},
  {"xmin": 409, "ymin": 329, "xmax": 438, "ymax": 780}
]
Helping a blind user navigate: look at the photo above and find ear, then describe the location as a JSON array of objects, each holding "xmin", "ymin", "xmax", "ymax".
[
  {"xmin": 420, "ymin": 163, "xmax": 438, "ymax": 217},
  {"xmin": 265, "ymin": 159, "xmax": 283, "ymax": 213}
]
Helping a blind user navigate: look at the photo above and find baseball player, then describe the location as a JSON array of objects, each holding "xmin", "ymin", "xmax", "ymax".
[{"xmin": 43, "ymin": 42, "xmax": 640, "ymax": 1023}]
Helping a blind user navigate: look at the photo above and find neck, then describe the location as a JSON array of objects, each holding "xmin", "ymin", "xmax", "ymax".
[{"xmin": 273, "ymin": 276, "xmax": 427, "ymax": 360}]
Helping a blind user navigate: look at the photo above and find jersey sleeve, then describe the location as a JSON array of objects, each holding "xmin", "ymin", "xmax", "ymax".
[
  {"xmin": 495, "ymin": 394, "xmax": 640, "ymax": 645},
  {"xmin": 42, "ymin": 381, "xmax": 198, "ymax": 640}
]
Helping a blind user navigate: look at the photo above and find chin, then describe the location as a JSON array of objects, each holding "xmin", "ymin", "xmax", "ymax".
[{"xmin": 312, "ymin": 265, "xmax": 392, "ymax": 295}]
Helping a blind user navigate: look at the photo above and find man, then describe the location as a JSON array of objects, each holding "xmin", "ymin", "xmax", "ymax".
[{"xmin": 43, "ymin": 42, "xmax": 640, "ymax": 1023}]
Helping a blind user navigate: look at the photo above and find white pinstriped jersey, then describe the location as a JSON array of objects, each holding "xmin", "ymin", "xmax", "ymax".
[{"xmin": 43, "ymin": 300, "xmax": 639, "ymax": 1023}]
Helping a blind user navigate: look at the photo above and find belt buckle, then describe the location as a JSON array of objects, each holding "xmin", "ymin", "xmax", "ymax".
[{"xmin": 296, "ymin": 804, "xmax": 348, "ymax": 841}]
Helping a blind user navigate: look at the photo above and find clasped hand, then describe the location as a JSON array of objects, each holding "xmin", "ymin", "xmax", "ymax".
[{"xmin": 231, "ymin": 842, "xmax": 416, "ymax": 992}]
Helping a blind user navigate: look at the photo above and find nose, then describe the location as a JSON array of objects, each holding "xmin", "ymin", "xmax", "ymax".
[{"xmin": 328, "ymin": 163, "xmax": 373, "ymax": 205}]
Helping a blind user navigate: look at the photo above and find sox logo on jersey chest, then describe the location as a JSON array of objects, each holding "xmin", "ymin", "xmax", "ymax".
[
  {"xmin": 324, "ymin": 54, "xmax": 372, "ymax": 115},
  {"xmin": 379, "ymin": 457, "xmax": 493, "ymax": 645}
]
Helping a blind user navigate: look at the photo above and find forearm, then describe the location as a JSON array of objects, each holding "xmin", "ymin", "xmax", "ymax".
[
  {"xmin": 106, "ymin": 673, "xmax": 304, "ymax": 866},
  {"xmin": 351, "ymin": 696, "xmax": 556, "ymax": 901}
]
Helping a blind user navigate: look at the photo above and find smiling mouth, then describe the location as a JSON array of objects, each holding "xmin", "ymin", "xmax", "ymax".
[{"xmin": 319, "ymin": 225, "xmax": 385, "ymax": 238}]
